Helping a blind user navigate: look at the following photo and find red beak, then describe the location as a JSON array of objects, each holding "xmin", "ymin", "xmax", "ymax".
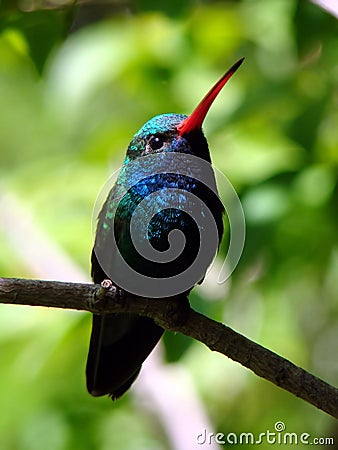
[{"xmin": 177, "ymin": 57, "xmax": 244, "ymax": 136}]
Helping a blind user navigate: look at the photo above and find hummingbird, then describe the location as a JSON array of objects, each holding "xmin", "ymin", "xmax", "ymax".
[{"xmin": 86, "ymin": 58, "xmax": 244, "ymax": 399}]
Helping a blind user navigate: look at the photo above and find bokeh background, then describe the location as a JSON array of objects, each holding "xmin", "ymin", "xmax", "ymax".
[{"xmin": 0, "ymin": 0, "xmax": 337, "ymax": 448}]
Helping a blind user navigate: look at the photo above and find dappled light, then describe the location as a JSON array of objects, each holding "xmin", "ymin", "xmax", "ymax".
[{"xmin": 0, "ymin": 0, "xmax": 337, "ymax": 448}]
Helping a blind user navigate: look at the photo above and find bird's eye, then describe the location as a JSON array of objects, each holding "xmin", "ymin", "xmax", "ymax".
[{"xmin": 148, "ymin": 136, "xmax": 164, "ymax": 151}]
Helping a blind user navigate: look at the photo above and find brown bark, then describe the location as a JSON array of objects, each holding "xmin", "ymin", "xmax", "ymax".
[{"xmin": 0, "ymin": 277, "xmax": 337, "ymax": 419}]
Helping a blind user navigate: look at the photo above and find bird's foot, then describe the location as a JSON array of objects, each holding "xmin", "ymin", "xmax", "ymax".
[
  {"xmin": 100, "ymin": 279, "xmax": 114, "ymax": 290},
  {"xmin": 165, "ymin": 295, "xmax": 190, "ymax": 327},
  {"xmin": 88, "ymin": 279, "xmax": 116, "ymax": 310}
]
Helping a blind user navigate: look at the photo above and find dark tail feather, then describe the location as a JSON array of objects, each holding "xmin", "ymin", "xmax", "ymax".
[{"xmin": 86, "ymin": 313, "xmax": 164, "ymax": 399}]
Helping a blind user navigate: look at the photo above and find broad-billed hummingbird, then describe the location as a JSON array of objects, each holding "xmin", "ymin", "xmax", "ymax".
[{"xmin": 86, "ymin": 58, "xmax": 244, "ymax": 399}]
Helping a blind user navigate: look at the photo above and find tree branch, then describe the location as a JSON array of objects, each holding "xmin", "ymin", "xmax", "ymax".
[{"xmin": 0, "ymin": 277, "xmax": 337, "ymax": 419}]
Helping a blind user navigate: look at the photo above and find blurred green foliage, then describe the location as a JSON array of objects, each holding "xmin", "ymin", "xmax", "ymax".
[{"xmin": 0, "ymin": 0, "xmax": 337, "ymax": 449}]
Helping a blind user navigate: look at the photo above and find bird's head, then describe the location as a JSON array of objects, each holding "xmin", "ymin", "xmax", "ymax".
[{"xmin": 125, "ymin": 57, "xmax": 244, "ymax": 164}]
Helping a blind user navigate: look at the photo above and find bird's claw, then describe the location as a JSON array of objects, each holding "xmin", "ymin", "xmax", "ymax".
[
  {"xmin": 165, "ymin": 295, "xmax": 190, "ymax": 327},
  {"xmin": 101, "ymin": 279, "xmax": 114, "ymax": 290},
  {"xmin": 88, "ymin": 279, "xmax": 116, "ymax": 309}
]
